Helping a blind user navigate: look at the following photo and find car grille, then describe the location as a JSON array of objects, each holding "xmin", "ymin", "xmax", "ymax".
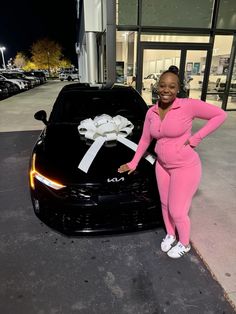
[
  {"xmin": 34, "ymin": 174, "xmax": 163, "ymax": 234},
  {"xmin": 39, "ymin": 202, "xmax": 162, "ymax": 235},
  {"xmin": 56, "ymin": 177, "xmax": 150, "ymax": 201}
]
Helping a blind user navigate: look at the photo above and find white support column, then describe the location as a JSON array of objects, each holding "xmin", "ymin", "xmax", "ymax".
[
  {"xmin": 79, "ymin": 43, "xmax": 88, "ymax": 83},
  {"xmin": 106, "ymin": 0, "xmax": 116, "ymax": 84},
  {"xmin": 86, "ymin": 32, "xmax": 98, "ymax": 83}
]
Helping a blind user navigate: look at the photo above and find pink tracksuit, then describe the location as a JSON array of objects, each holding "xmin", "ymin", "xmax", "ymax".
[{"xmin": 128, "ymin": 98, "xmax": 227, "ymax": 245}]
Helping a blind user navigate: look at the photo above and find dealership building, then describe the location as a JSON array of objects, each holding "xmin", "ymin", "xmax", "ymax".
[{"xmin": 75, "ymin": 0, "xmax": 236, "ymax": 110}]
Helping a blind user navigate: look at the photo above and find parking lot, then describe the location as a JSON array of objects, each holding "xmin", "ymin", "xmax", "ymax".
[
  {"xmin": 0, "ymin": 70, "xmax": 47, "ymax": 101},
  {"xmin": 0, "ymin": 81, "xmax": 235, "ymax": 314}
]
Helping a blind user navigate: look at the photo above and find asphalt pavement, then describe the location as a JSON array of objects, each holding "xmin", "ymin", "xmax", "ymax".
[{"xmin": 0, "ymin": 81, "xmax": 235, "ymax": 314}]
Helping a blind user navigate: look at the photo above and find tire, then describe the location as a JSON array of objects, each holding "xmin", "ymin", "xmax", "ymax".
[
  {"xmin": 14, "ymin": 85, "xmax": 20, "ymax": 93},
  {"xmin": 60, "ymin": 79, "xmax": 64, "ymax": 81},
  {"xmin": 68, "ymin": 76, "xmax": 72, "ymax": 81}
]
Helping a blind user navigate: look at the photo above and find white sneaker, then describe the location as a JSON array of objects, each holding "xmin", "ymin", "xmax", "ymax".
[
  {"xmin": 161, "ymin": 234, "xmax": 176, "ymax": 252},
  {"xmin": 167, "ymin": 241, "xmax": 191, "ymax": 258}
]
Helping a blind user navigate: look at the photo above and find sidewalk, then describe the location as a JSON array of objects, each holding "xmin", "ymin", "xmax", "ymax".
[{"xmin": 190, "ymin": 111, "xmax": 236, "ymax": 307}]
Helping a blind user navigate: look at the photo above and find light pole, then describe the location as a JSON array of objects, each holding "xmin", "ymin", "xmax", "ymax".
[
  {"xmin": 0, "ymin": 47, "xmax": 6, "ymax": 69},
  {"xmin": 47, "ymin": 51, "xmax": 51, "ymax": 77}
]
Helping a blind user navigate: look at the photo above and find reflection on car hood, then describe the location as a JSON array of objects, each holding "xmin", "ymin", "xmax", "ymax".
[{"xmin": 33, "ymin": 123, "xmax": 147, "ymax": 184}]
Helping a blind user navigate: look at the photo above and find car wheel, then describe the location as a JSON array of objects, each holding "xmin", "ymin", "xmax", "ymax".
[
  {"xmin": 68, "ymin": 76, "xmax": 72, "ymax": 81},
  {"xmin": 60, "ymin": 79, "xmax": 64, "ymax": 81},
  {"xmin": 14, "ymin": 85, "xmax": 20, "ymax": 93}
]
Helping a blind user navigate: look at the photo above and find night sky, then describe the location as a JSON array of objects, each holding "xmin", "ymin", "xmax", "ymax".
[{"xmin": 0, "ymin": 0, "xmax": 78, "ymax": 66}]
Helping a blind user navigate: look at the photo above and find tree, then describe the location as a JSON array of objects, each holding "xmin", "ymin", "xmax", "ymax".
[
  {"xmin": 22, "ymin": 61, "xmax": 37, "ymax": 71},
  {"xmin": 31, "ymin": 38, "xmax": 64, "ymax": 74},
  {"xmin": 13, "ymin": 52, "xmax": 28, "ymax": 69},
  {"xmin": 58, "ymin": 58, "xmax": 73, "ymax": 69}
]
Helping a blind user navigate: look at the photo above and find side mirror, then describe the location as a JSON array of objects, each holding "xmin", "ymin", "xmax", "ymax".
[{"xmin": 34, "ymin": 110, "xmax": 48, "ymax": 125}]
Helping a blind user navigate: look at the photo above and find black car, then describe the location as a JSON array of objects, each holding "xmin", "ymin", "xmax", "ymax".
[
  {"xmin": 0, "ymin": 85, "xmax": 9, "ymax": 99},
  {"xmin": 24, "ymin": 71, "xmax": 47, "ymax": 84},
  {"xmin": 29, "ymin": 83, "xmax": 162, "ymax": 235},
  {"xmin": 0, "ymin": 78, "xmax": 20, "ymax": 96},
  {"xmin": 0, "ymin": 81, "xmax": 9, "ymax": 98}
]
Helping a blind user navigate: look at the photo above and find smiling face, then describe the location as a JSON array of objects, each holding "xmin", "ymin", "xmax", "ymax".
[{"xmin": 158, "ymin": 72, "xmax": 180, "ymax": 107}]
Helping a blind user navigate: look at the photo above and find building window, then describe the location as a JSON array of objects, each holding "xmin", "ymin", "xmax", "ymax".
[
  {"xmin": 117, "ymin": 0, "xmax": 138, "ymax": 26},
  {"xmin": 116, "ymin": 31, "xmax": 137, "ymax": 85},
  {"xmin": 206, "ymin": 35, "xmax": 234, "ymax": 108},
  {"xmin": 141, "ymin": 0, "xmax": 214, "ymax": 28},
  {"xmin": 217, "ymin": 0, "xmax": 236, "ymax": 29},
  {"xmin": 140, "ymin": 34, "xmax": 210, "ymax": 43}
]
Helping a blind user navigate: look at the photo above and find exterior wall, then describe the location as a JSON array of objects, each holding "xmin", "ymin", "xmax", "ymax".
[
  {"xmin": 84, "ymin": 0, "xmax": 102, "ymax": 32},
  {"xmin": 76, "ymin": 0, "xmax": 102, "ymax": 83},
  {"xmin": 76, "ymin": 0, "xmax": 116, "ymax": 84},
  {"xmin": 75, "ymin": 0, "xmax": 236, "ymax": 109},
  {"xmin": 116, "ymin": 0, "xmax": 236, "ymax": 110}
]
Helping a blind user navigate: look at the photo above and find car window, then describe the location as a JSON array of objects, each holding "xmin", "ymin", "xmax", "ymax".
[
  {"xmin": 49, "ymin": 89, "xmax": 147, "ymax": 124},
  {"xmin": 2, "ymin": 73, "xmax": 12, "ymax": 79}
]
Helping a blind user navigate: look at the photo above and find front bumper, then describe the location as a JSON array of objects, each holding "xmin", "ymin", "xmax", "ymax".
[{"xmin": 30, "ymin": 179, "xmax": 163, "ymax": 235}]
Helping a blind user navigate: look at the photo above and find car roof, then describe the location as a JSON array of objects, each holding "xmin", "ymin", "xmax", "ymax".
[
  {"xmin": 60, "ymin": 83, "xmax": 133, "ymax": 92},
  {"xmin": 49, "ymin": 83, "xmax": 148, "ymax": 124}
]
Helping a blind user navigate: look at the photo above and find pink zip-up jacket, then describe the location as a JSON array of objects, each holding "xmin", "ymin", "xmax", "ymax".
[{"xmin": 127, "ymin": 98, "xmax": 227, "ymax": 170}]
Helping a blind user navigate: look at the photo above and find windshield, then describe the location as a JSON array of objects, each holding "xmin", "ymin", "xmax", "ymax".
[
  {"xmin": 2, "ymin": 73, "xmax": 25, "ymax": 79},
  {"xmin": 49, "ymin": 88, "xmax": 148, "ymax": 124}
]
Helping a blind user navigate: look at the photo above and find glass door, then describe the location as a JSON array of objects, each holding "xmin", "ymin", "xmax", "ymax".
[
  {"xmin": 185, "ymin": 50, "xmax": 208, "ymax": 99},
  {"xmin": 142, "ymin": 49, "xmax": 181, "ymax": 105},
  {"xmin": 138, "ymin": 43, "xmax": 211, "ymax": 105}
]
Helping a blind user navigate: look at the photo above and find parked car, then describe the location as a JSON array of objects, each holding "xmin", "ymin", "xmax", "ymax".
[
  {"xmin": 0, "ymin": 73, "xmax": 29, "ymax": 91},
  {"xmin": 0, "ymin": 85, "xmax": 9, "ymax": 99},
  {"xmin": 143, "ymin": 73, "xmax": 160, "ymax": 90},
  {"xmin": 29, "ymin": 70, "xmax": 47, "ymax": 84},
  {"xmin": 29, "ymin": 83, "xmax": 162, "ymax": 235},
  {"xmin": 0, "ymin": 79, "xmax": 19, "ymax": 96},
  {"xmin": 0, "ymin": 74, "xmax": 23, "ymax": 92},
  {"xmin": 5, "ymin": 71, "xmax": 39, "ymax": 88},
  {"xmin": 59, "ymin": 70, "xmax": 79, "ymax": 81}
]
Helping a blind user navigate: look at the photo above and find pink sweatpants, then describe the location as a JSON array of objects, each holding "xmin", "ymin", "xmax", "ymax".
[{"xmin": 155, "ymin": 162, "xmax": 202, "ymax": 245}]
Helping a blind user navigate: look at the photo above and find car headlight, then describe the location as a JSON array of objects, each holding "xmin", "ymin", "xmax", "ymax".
[{"xmin": 30, "ymin": 153, "xmax": 66, "ymax": 190}]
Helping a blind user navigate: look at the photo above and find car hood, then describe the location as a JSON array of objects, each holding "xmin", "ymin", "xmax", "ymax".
[{"xmin": 33, "ymin": 123, "xmax": 152, "ymax": 184}]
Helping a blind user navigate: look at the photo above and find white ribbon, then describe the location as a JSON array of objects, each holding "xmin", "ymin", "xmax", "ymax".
[{"xmin": 78, "ymin": 114, "xmax": 155, "ymax": 173}]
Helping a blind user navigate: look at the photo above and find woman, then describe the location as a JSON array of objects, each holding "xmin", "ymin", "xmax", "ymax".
[{"xmin": 118, "ymin": 69, "xmax": 227, "ymax": 258}]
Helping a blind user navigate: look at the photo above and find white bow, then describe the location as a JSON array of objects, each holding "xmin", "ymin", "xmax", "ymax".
[{"xmin": 78, "ymin": 114, "xmax": 155, "ymax": 173}]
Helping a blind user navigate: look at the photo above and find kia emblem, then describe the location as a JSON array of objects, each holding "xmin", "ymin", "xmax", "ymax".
[{"xmin": 107, "ymin": 177, "xmax": 125, "ymax": 183}]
